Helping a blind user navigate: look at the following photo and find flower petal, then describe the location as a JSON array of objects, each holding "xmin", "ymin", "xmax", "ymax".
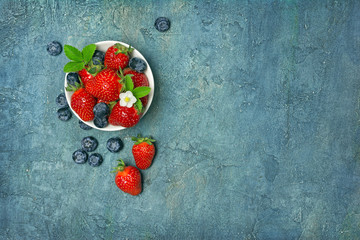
[{"xmin": 119, "ymin": 99, "xmax": 127, "ymax": 106}]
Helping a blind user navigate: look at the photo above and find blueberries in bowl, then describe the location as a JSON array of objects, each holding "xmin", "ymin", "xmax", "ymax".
[
  {"xmin": 155, "ymin": 17, "xmax": 170, "ymax": 32},
  {"xmin": 81, "ymin": 136, "xmax": 98, "ymax": 152},
  {"xmin": 67, "ymin": 72, "xmax": 80, "ymax": 87},
  {"xmin": 47, "ymin": 41, "xmax": 62, "ymax": 56},
  {"xmin": 106, "ymin": 137, "xmax": 123, "ymax": 153},
  {"xmin": 88, "ymin": 153, "xmax": 103, "ymax": 167},
  {"xmin": 56, "ymin": 93, "xmax": 68, "ymax": 108},
  {"xmin": 94, "ymin": 117, "xmax": 108, "ymax": 128},
  {"xmin": 93, "ymin": 102, "xmax": 110, "ymax": 118},
  {"xmin": 72, "ymin": 149, "xmax": 88, "ymax": 164},
  {"xmin": 92, "ymin": 50, "xmax": 105, "ymax": 65},
  {"xmin": 129, "ymin": 57, "xmax": 147, "ymax": 73},
  {"xmin": 57, "ymin": 107, "xmax": 72, "ymax": 121}
]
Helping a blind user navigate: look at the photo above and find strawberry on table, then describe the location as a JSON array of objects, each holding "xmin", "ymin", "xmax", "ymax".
[
  {"xmin": 104, "ymin": 43, "xmax": 133, "ymax": 70},
  {"xmin": 132, "ymin": 134, "xmax": 156, "ymax": 170},
  {"xmin": 112, "ymin": 159, "xmax": 142, "ymax": 196}
]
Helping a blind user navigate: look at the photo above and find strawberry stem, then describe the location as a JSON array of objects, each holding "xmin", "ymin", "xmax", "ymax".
[
  {"xmin": 111, "ymin": 159, "xmax": 126, "ymax": 173},
  {"xmin": 131, "ymin": 134, "xmax": 156, "ymax": 145}
]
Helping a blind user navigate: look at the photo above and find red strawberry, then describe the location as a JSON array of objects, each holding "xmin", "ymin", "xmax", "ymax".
[
  {"xmin": 131, "ymin": 135, "xmax": 156, "ymax": 170},
  {"xmin": 104, "ymin": 43, "xmax": 133, "ymax": 70},
  {"xmin": 113, "ymin": 159, "xmax": 142, "ymax": 196},
  {"xmin": 85, "ymin": 68, "xmax": 122, "ymax": 102},
  {"xmin": 70, "ymin": 88, "xmax": 97, "ymax": 121},
  {"xmin": 78, "ymin": 68, "xmax": 93, "ymax": 86},
  {"xmin": 108, "ymin": 102, "xmax": 140, "ymax": 128},
  {"xmin": 123, "ymin": 68, "xmax": 149, "ymax": 106}
]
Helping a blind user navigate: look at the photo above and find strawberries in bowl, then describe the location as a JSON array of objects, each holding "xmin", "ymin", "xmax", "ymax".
[{"xmin": 63, "ymin": 41, "xmax": 154, "ymax": 131}]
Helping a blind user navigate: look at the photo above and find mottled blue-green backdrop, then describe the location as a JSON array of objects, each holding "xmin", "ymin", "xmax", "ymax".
[{"xmin": 1, "ymin": 0, "xmax": 360, "ymax": 239}]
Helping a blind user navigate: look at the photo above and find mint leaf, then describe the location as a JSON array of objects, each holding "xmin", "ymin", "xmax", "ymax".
[
  {"xmin": 64, "ymin": 45, "xmax": 83, "ymax": 62},
  {"xmin": 82, "ymin": 44, "xmax": 96, "ymax": 64},
  {"xmin": 124, "ymin": 75, "xmax": 134, "ymax": 91},
  {"xmin": 132, "ymin": 86, "xmax": 151, "ymax": 99},
  {"xmin": 64, "ymin": 61, "xmax": 85, "ymax": 72},
  {"xmin": 134, "ymin": 99, "xmax": 143, "ymax": 113}
]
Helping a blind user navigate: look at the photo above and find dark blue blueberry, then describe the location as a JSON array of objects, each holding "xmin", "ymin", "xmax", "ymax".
[
  {"xmin": 79, "ymin": 120, "xmax": 92, "ymax": 130},
  {"xmin": 88, "ymin": 153, "xmax": 103, "ymax": 167},
  {"xmin": 57, "ymin": 107, "xmax": 72, "ymax": 121},
  {"xmin": 106, "ymin": 137, "xmax": 124, "ymax": 153},
  {"xmin": 154, "ymin": 17, "xmax": 170, "ymax": 32},
  {"xmin": 56, "ymin": 93, "xmax": 68, "ymax": 108},
  {"xmin": 92, "ymin": 50, "xmax": 105, "ymax": 65},
  {"xmin": 81, "ymin": 136, "xmax": 98, "ymax": 152},
  {"xmin": 93, "ymin": 102, "xmax": 110, "ymax": 118},
  {"xmin": 93, "ymin": 116, "xmax": 108, "ymax": 128},
  {"xmin": 72, "ymin": 149, "xmax": 88, "ymax": 164},
  {"xmin": 67, "ymin": 72, "xmax": 80, "ymax": 86},
  {"xmin": 129, "ymin": 57, "xmax": 147, "ymax": 73},
  {"xmin": 47, "ymin": 41, "xmax": 62, "ymax": 56}
]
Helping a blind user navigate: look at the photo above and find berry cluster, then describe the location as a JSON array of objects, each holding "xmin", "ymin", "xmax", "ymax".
[{"xmin": 64, "ymin": 43, "xmax": 151, "ymax": 129}]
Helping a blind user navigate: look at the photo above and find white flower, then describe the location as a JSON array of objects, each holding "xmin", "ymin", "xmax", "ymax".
[{"xmin": 119, "ymin": 91, "xmax": 137, "ymax": 108}]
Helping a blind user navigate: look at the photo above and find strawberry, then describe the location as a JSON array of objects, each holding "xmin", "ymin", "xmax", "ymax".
[
  {"xmin": 108, "ymin": 102, "xmax": 140, "ymax": 128},
  {"xmin": 112, "ymin": 159, "xmax": 142, "ymax": 196},
  {"xmin": 104, "ymin": 43, "xmax": 133, "ymax": 70},
  {"xmin": 123, "ymin": 68, "xmax": 149, "ymax": 106},
  {"xmin": 131, "ymin": 135, "xmax": 156, "ymax": 170},
  {"xmin": 78, "ymin": 68, "xmax": 94, "ymax": 86},
  {"xmin": 85, "ymin": 68, "xmax": 122, "ymax": 102},
  {"xmin": 70, "ymin": 88, "xmax": 97, "ymax": 121}
]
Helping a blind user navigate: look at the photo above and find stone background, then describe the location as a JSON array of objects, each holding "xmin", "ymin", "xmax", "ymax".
[{"xmin": 1, "ymin": 0, "xmax": 360, "ymax": 239}]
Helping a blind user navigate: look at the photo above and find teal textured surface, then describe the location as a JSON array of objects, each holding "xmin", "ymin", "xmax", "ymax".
[{"xmin": 1, "ymin": 0, "xmax": 360, "ymax": 239}]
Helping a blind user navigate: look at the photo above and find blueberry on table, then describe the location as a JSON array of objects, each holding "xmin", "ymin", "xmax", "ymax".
[
  {"xmin": 67, "ymin": 72, "xmax": 80, "ymax": 87},
  {"xmin": 92, "ymin": 50, "xmax": 105, "ymax": 65},
  {"xmin": 57, "ymin": 107, "xmax": 72, "ymax": 121},
  {"xmin": 79, "ymin": 120, "xmax": 92, "ymax": 130},
  {"xmin": 129, "ymin": 57, "xmax": 147, "ymax": 73},
  {"xmin": 47, "ymin": 41, "xmax": 62, "ymax": 56},
  {"xmin": 106, "ymin": 137, "xmax": 123, "ymax": 153},
  {"xmin": 81, "ymin": 136, "xmax": 98, "ymax": 152},
  {"xmin": 56, "ymin": 93, "xmax": 68, "ymax": 108},
  {"xmin": 93, "ymin": 102, "xmax": 110, "ymax": 118},
  {"xmin": 93, "ymin": 116, "xmax": 108, "ymax": 128},
  {"xmin": 155, "ymin": 17, "xmax": 170, "ymax": 32},
  {"xmin": 72, "ymin": 149, "xmax": 88, "ymax": 164},
  {"xmin": 88, "ymin": 153, "xmax": 103, "ymax": 167}
]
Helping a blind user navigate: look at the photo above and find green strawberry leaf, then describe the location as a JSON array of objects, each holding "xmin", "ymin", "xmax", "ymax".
[
  {"xmin": 64, "ymin": 61, "xmax": 85, "ymax": 72},
  {"xmin": 132, "ymin": 86, "xmax": 151, "ymax": 99},
  {"xmin": 64, "ymin": 45, "xmax": 83, "ymax": 62},
  {"xmin": 134, "ymin": 99, "xmax": 143, "ymax": 113},
  {"xmin": 124, "ymin": 75, "xmax": 134, "ymax": 91},
  {"xmin": 82, "ymin": 44, "xmax": 96, "ymax": 64}
]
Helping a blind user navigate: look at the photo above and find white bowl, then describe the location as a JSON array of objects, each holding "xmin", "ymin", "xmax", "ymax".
[{"xmin": 64, "ymin": 41, "xmax": 154, "ymax": 131}]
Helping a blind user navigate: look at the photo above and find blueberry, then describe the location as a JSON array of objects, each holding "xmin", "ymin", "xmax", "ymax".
[
  {"xmin": 47, "ymin": 41, "xmax": 62, "ymax": 56},
  {"xmin": 92, "ymin": 50, "xmax": 105, "ymax": 65},
  {"xmin": 155, "ymin": 17, "xmax": 170, "ymax": 32},
  {"xmin": 81, "ymin": 136, "xmax": 98, "ymax": 152},
  {"xmin": 93, "ymin": 102, "xmax": 110, "ymax": 118},
  {"xmin": 79, "ymin": 120, "xmax": 92, "ymax": 130},
  {"xmin": 88, "ymin": 153, "xmax": 103, "ymax": 167},
  {"xmin": 57, "ymin": 107, "xmax": 72, "ymax": 121},
  {"xmin": 106, "ymin": 137, "xmax": 124, "ymax": 153},
  {"xmin": 67, "ymin": 72, "xmax": 80, "ymax": 86},
  {"xmin": 72, "ymin": 149, "xmax": 88, "ymax": 164},
  {"xmin": 129, "ymin": 57, "xmax": 147, "ymax": 73},
  {"xmin": 56, "ymin": 93, "xmax": 68, "ymax": 108},
  {"xmin": 93, "ymin": 116, "xmax": 108, "ymax": 128}
]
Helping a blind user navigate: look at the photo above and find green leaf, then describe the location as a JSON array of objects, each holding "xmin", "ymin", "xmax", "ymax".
[
  {"xmin": 124, "ymin": 75, "xmax": 134, "ymax": 91},
  {"xmin": 63, "ymin": 61, "xmax": 85, "ymax": 72},
  {"xmin": 132, "ymin": 86, "xmax": 151, "ymax": 99},
  {"xmin": 82, "ymin": 44, "xmax": 96, "ymax": 64},
  {"xmin": 88, "ymin": 67, "xmax": 97, "ymax": 74},
  {"xmin": 134, "ymin": 99, "xmax": 143, "ymax": 113},
  {"xmin": 64, "ymin": 45, "xmax": 83, "ymax": 62}
]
